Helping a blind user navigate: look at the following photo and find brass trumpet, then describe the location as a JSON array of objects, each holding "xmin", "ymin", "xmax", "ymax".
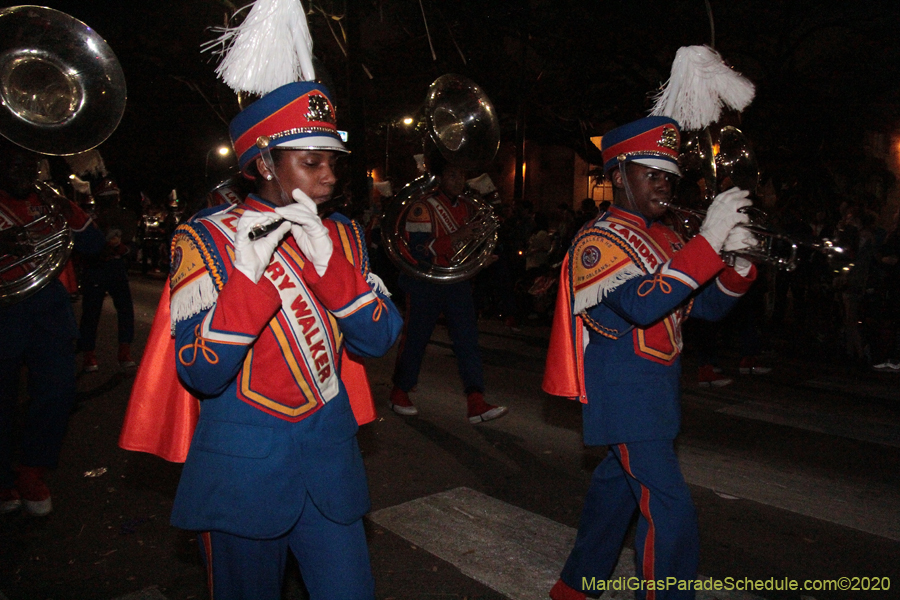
[
  {"xmin": 668, "ymin": 125, "xmax": 842, "ymax": 272},
  {"xmin": 661, "ymin": 201, "xmax": 842, "ymax": 272}
]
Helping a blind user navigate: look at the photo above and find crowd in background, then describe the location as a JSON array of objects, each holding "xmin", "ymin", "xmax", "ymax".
[
  {"xmin": 59, "ymin": 172, "xmax": 900, "ymax": 376},
  {"xmin": 360, "ymin": 180, "xmax": 900, "ymax": 375}
]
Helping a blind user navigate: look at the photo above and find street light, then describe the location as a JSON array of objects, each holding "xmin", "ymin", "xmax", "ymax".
[
  {"xmin": 385, "ymin": 117, "xmax": 414, "ymax": 179},
  {"xmin": 205, "ymin": 144, "xmax": 232, "ymax": 180}
]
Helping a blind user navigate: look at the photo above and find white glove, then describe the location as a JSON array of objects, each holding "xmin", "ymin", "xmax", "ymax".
[
  {"xmin": 723, "ymin": 226, "xmax": 757, "ymax": 276},
  {"xmin": 723, "ymin": 224, "xmax": 758, "ymax": 254},
  {"xmin": 275, "ymin": 188, "xmax": 333, "ymax": 277},
  {"xmin": 731, "ymin": 256, "xmax": 753, "ymax": 277},
  {"xmin": 234, "ymin": 211, "xmax": 291, "ymax": 283},
  {"xmin": 698, "ymin": 187, "xmax": 752, "ymax": 254}
]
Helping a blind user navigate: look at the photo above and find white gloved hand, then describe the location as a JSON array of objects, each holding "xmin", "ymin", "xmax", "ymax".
[
  {"xmin": 275, "ymin": 188, "xmax": 333, "ymax": 277},
  {"xmin": 723, "ymin": 226, "xmax": 757, "ymax": 276},
  {"xmin": 698, "ymin": 187, "xmax": 752, "ymax": 254},
  {"xmin": 731, "ymin": 256, "xmax": 753, "ymax": 277},
  {"xmin": 234, "ymin": 211, "xmax": 291, "ymax": 283},
  {"xmin": 723, "ymin": 224, "xmax": 758, "ymax": 254}
]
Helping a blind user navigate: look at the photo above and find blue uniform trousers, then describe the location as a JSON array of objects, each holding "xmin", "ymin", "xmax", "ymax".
[
  {"xmin": 199, "ymin": 492, "xmax": 374, "ymax": 600},
  {"xmin": 0, "ymin": 280, "xmax": 78, "ymax": 489},
  {"xmin": 393, "ymin": 276, "xmax": 484, "ymax": 394},
  {"xmin": 78, "ymin": 259, "xmax": 135, "ymax": 352},
  {"xmin": 560, "ymin": 440, "xmax": 699, "ymax": 600}
]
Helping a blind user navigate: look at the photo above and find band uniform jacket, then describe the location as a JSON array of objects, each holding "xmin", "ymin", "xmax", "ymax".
[
  {"xmin": 403, "ymin": 188, "xmax": 476, "ymax": 267},
  {"xmin": 544, "ymin": 204, "xmax": 756, "ymax": 446},
  {"xmin": 167, "ymin": 195, "xmax": 402, "ymax": 539}
]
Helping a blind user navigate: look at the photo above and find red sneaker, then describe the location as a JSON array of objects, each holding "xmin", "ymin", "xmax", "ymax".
[
  {"xmin": 83, "ymin": 350, "xmax": 99, "ymax": 373},
  {"xmin": 467, "ymin": 392, "xmax": 508, "ymax": 424},
  {"xmin": 698, "ymin": 364, "xmax": 733, "ymax": 388},
  {"xmin": 389, "ymin": 387, "xmax": 418, "ymax": 416},
  {"xmin": 1, "ymin": 488, "xmax": 21, "ymax": 514},
  {"xmin": 118, "ymin": 343, "xmax": 137, "ymax": 369},
  {"xmin": 549, "ymin": 579, "xmax": 586, "ymax": 600},
  {"xmin": 16, "ymin": 466, "xmax": 52, "ymax": 516}
]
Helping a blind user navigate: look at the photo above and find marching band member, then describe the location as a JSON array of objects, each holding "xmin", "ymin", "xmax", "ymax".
[
  {"xmin": 167, "ymin": 80, "xmax": 402, "ymax": 599},
  {"xmin": 78, "ymin": 177, "xmax": 138, "ymax": 372},
  {"xmin": 0, "ymin": 139, "xmax": 104, "ymax": 516},
  {"xmin": 389, "ymin": 149, "xmax": 508, "ymax": 423},
  {"xmin": 543, "ymin": 115, "xmax": 759, "ymax": 600}
]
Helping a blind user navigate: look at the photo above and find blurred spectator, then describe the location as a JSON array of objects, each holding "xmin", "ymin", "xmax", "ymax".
[
  {"xmin": 138, "ymin": 197, "xmax": 168, "ymax": 274},
  {"xmin": 871, "ymin": 206, "xmax": 900, "ymax": 371},
  {"xmin": 575, "ymin": 197, "xmax": 598, "ymax": 228},
  {"xmin": 833, "ymin": 204, "xmax": 878, "ymax": 366},
  {"xmin": 525, "ymin": 212, "xmax": 553, "ymax": 274},
  {"xmin": 78, "ymin": 178, "xmax": 138, "ymax": 372}
]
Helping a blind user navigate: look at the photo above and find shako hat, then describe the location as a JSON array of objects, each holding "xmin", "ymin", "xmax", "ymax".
[
  {"xmin": 229, "ymin": 81, "xmax": 347, "ymax": 175},
  {"xmin": 205, "ymin": 0, "xmax": 347, "ymax": 176},
  {"xmin": 94, "ymin": 177, "xmax": 120, "ymax": 197},
  {"xmin": 600, "ymin": 116, "xmax": 681, "ymax": 177}
]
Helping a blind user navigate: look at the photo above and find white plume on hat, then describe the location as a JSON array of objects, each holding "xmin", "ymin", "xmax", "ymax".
[
  {"xmin": 466, "ymin": 173, "xmax": 496, "ymax": 195},
  {"xmin": 65, "ymin": 149, "xmax": 108, "ymax": 178},
  {"xmin": 650, "ymin": 45, "xmax": 755, "ymax": 131},
  {"xmin": 203, "ymin": 0, "xmax": 315, "ymax": 96},
  {"xmin": 373, "ymin": 181, "xmax": 394, "ymax": 198},
  {"xmin": 70, "ymin": 174, "xmax": 91, "ymax": 195}
]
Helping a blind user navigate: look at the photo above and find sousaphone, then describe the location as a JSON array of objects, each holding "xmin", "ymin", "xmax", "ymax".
[
  {"xmin": 381, "ymin": 74, "xmax": 501, "ymax": 283},
  {"xmin": 0, "ymin": 6, "xmax": 127, "ymax": 305}
]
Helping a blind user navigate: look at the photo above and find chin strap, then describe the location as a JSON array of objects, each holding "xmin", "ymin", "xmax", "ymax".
[
  {"xmin": 256, "ymin": 136, "xmax": 290, "ymax": 205},
  {"xmin": 616, "ymin": 156, "xmax": 641, "ymax": 214},
  {"xmin": 246, "ymin": 136, "xmax": 292, "ymax": 241}
]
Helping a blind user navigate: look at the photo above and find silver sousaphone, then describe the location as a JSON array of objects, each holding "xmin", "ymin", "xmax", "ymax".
[
  {"xmin": 0, "ymin": 6, "xmax": 127, "ymax": 305},
  {"xmin": 381, "ymin": 74, "xmax": 501, "ymax": 284}
]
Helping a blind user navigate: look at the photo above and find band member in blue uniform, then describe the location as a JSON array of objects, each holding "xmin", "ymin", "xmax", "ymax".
[
  {"xmin": 78, "ymin": 177, "xmax": 138, "ymax": 372},
  {"xmin": 544, "ymin": 116, "xmax": 759, "ymax": 600},
  {"xmin": 1, "ymin": 139, "xmax": 104, "ymax": 516},
  {"xmin": 389, "ymin": 150, "xmax": 508, "ymax": 423},
  {"xmin": 168, "ymin": 81, "xmax": 402, "ymax": 600}
]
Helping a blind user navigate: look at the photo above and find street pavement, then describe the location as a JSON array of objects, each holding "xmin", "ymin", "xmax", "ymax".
[{"xmin": 1, "ymin": 273, "xmax": 898, "ymax": 600}]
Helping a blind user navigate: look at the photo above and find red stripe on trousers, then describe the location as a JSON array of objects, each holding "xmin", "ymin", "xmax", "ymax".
[
  {"xmin": 617, "ymin": 443, "xmax": 657, "ymax": 600},
  {"xmin": 201, "ymin": 531, "xmax": 214, "ymax": 600}
]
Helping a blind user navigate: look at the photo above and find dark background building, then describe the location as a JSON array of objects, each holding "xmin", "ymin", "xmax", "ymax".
[{"xmin": 8, "ymin": 0, "xmax": 900, "ymax": 225}]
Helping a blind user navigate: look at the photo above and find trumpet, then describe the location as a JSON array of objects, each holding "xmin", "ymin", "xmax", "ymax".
[
  {"xmin": 671, "ymin": 125, "xmax": 843, "ymax": 272},
  {"xmin": 661, "ymin": 201, "xmax": 842, "ymax": 272}
]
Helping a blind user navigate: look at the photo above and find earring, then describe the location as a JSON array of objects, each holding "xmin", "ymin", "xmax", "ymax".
[{"xmin": 265, "ymin": 174, "xmax": 274, "ymax": 181}]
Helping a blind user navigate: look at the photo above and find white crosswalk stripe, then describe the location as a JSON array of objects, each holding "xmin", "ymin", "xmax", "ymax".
[
  {"xmin": 370, "ymin": 487, "xmax": 767, "ymax": 600},
  {"xmin": 678, "ymin": 443, "xmax": 900, "ymax": 541}
]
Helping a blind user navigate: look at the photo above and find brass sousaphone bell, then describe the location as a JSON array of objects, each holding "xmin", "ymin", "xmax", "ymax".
[
  {"xmin": 381, "ymin": 74, "xmax": 501, "ymax": 283},
  {"xmin": 0, "ymin": 5, "xmax": 127, "ymax": 305}
]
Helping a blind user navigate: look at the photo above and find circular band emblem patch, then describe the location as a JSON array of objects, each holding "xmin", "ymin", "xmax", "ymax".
[
  {"xmin": 170, "ymin": 245, "xmax": 183, "ymax": 275},
  {"xmin": 581, "ymin": 245, "xmax": 601, "ymax": 269}
]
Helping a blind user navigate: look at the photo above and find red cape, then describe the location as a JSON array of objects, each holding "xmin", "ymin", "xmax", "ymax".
[
  {"xmin": 541, "ymin": 254, "xmax": 587, "ymax": 403},
  {"xmin": 118, "ymin": 280, "xmax": 377, "ymax": 463}
]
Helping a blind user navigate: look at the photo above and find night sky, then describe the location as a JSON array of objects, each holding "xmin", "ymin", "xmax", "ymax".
[{"xmin": 4, "ymin": 0, "xmax": 900, "ymax": 217}]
